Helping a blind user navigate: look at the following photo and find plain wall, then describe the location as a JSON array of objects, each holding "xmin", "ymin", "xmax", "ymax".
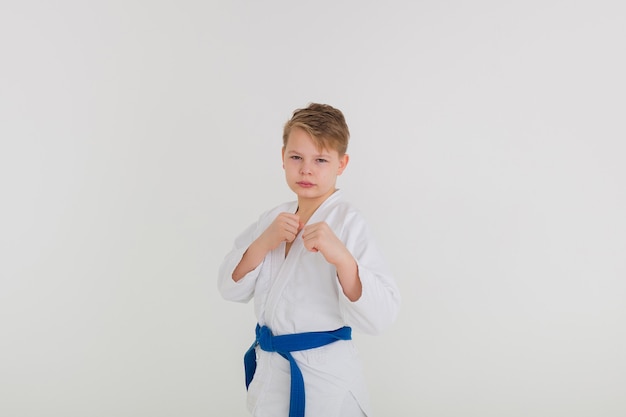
[{"xmin": 1, "ymin": 1, "xmax": 625, "ymax": 416}]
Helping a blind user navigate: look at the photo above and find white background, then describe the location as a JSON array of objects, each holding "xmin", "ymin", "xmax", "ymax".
[{"xmin": 1, "ymin": 1, "xmax": 625, "ymax": 416}]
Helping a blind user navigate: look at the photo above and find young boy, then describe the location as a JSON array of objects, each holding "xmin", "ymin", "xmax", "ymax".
[{"xmin": 218, "ymin": 103, "xmax": 400, "ymax": 417}]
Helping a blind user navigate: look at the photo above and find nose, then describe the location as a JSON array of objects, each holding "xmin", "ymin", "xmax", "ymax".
[{"xmin": 300, "ymin": 161, "xmax": 312, "ymax": 175}]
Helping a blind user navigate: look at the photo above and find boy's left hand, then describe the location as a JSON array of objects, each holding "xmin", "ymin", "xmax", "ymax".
[{"xmin": 301, "ymin": 222, "xmax": 352, "ymax": 266}]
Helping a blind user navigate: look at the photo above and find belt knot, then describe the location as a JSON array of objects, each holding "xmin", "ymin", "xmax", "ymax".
[{"xmin": 256, "ymin": 325, "xmax": 275, "ymax": 352}]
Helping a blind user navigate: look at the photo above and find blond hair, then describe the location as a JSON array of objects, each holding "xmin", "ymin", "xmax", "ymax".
[{"xmin": 283, "ymin": 103, "xmax": 350, "ymax": 156}]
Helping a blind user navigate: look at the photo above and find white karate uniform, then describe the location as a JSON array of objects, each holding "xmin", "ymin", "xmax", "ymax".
[{"xmin": 218, "ymin": 190, "xmax": 400, "ymax": 417}]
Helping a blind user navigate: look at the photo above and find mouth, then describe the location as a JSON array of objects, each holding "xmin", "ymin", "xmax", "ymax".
[{"xmin": 296, "ymin": 181, "xmax": 315, "ymax": 188}]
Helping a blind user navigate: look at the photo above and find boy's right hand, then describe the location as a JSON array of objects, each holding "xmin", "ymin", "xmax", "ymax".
[
  {"xmin": 232, "ymin": 212, "xmax": 301, "ymax": 282},
  {"xmin": 257, "ymin": 212, "xmax": 302, "ymax": 251}
]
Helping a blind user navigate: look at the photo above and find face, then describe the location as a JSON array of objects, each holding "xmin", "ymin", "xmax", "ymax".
[{"xmin": 282, "ymin": 127, "xmax": 349, "ymax": 206}]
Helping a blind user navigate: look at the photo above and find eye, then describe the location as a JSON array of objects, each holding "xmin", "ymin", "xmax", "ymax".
[
  {"xmin": 316, "ymin": 158, "xmax": 328, "ymax": 163},
  {"xmin": 290, "ymin": 155, "xmax": 302, "ymax": 160}
]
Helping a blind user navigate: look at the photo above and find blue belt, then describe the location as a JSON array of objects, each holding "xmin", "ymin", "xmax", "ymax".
[{"xmin": 244, "ymin": 324, "xmax": 352, "ymax": 417}]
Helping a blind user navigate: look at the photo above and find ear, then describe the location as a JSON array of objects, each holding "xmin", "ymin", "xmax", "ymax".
[
  {"xmin": 337, "ymin": 154, "xmax": 349, "ymax": 175},
  {"xmin": 281, "ymin": 146, "xmax": 286, "ymax": 169}
]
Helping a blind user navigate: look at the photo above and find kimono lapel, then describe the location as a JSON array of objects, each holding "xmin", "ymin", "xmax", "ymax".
[{"xmin": 264, "ymin": 191, "xmax": 342, "ymax": 331}]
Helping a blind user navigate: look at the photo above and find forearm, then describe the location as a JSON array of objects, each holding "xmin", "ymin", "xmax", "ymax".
[
  {"xmin": 231, "ymin": 238, "xmax": 270, "ymax": 282},
  {"xmin": 335, "ymin": 253, "xmax": 362, "ymax": 302}
]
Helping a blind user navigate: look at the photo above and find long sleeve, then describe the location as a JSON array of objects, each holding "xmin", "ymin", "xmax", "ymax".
[
  {"xmin": 337, "ymin": 213, "xmax": 401, "ymax": 335},
  {"xmin": 217, "ymin": 221, "xmax": 262, "ymax": 303}
]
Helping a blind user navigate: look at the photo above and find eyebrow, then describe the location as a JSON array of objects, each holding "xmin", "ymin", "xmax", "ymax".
[{"xmin": 287, "ymin": 150, "xmax": 332, "ymax": 158}]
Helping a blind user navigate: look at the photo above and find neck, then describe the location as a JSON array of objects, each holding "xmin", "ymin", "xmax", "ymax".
[{"xmin": 296, "ymin": 188, "xmax": 337, "ymax": 222}]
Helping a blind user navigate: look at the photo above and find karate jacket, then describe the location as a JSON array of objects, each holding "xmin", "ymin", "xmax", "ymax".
[{"xmin": 218, "ymin": 190, "xmax": 400, "ymax": 416}]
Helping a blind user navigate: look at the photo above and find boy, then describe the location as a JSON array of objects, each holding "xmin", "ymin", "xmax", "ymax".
[{"xmin": 218, "ymin": 103, "xmax": 400, "ymax": 417}]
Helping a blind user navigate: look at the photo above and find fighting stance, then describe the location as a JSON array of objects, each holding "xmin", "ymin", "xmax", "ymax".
[{"xmin": 218, "ymin": 103, "xmax": 400, "ymax": 417}]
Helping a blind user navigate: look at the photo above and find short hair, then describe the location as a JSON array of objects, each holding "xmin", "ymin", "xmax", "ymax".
[{"xmin": 283, "ymin": 103, "xmax": 350, "ymax": 156}]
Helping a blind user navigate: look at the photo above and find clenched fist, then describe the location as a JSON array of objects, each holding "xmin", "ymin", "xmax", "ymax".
[
  {"xmin": 258, "ymin": 212, "xmax": 303, "ymax": 252},
  {"xmin": 231, "ymin": 212, "xmax": 302, "ymax": 282},
  {"xmin": 301, "ymin": 222, "xmax": 351, "ymax": 265}
]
